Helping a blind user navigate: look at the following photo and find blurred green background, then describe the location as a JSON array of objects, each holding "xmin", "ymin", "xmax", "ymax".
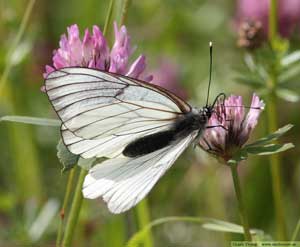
[{"xmin": 0, "ymin": 0, "xmax": 299, "ymax": 246}]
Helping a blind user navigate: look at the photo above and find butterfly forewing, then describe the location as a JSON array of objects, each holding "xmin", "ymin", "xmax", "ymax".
[{"xmin": 45, "ymin": 67, "xmax": 192, "ymax": 158}]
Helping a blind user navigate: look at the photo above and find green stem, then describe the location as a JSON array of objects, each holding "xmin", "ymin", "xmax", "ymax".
[
  {"xmin": 120, "ymin": 0, "xmax": 131, "ymax": 26},
  {"xmin": 62, "ymin": 168, "xmax": 87, "ymax": 247},
  {"xmin": 291, "ymin": 217, "xmax": 300, "ymax": 241},
  {"xmin": 267, "ymin": 0, "xmax": 287, "ymax": 240},
  {"xmin": 0, "ymin": 0, "xmax": 36, "ymax": 96},
  {"xmin": 103, "ymin": 0, "xmax": 115, "ymax": 36},
  {"xmin": 267, "ymin": 91, "xmax": 287, "ymax": 240},
  {"xmin": 8, "ymin": 87, "xmax": 43, "ymax": 202},
  {"xmin": 230, "ymin": 163, "xmax": 252, "ymax": 241},
  {"xmin": 135, "ymin": 199, "xmax": 153, "ymax": 247},
  {"xmin": 268, "ymin": 0, "xmax": 277, "ymax": 46},
  {"xmin": 56, "ymin": 168, "xmax": 76, "ymax": 247}
]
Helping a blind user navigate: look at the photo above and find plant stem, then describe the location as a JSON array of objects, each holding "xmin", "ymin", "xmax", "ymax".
[
  {"xmin": 230, "ymin": 163, "xmax": 252, "ymax": 241},
  {"xmin": 0, "ymin": 0, "xmax": 36, "ymax": 96},
  {"xmin": 7, "ymin": 86, "xmax": 43, "ymax": 202},
  {"xmin": 120, "ymin": 0, "xmax": 131, "ymax": 26},
  {"xmin": 269, "ymin": 0, "xmax": 277, "ymax": 46},
  {"xmin": 267, "ymin": 91, "xmax": 287, "ymax": 240},
  {"xmin": 1, "ymin": 0, "xmax": 42, "ymax": 205},
  {"xmin": 56, "ymin": 168, "xmax": 76, "ymax": 247},
  {"xmin": 267, "ymin": 0, "xmax": 287, "ymax": 240},
  {"xmin": 103, "ymin": 0, "xmax": 115, "ymax": 36},
  {"xmin": 291, "ymin": 217, "xmax": 300, "ymax": 241},
  {"xmin": 62, "ymin": 167, "xmax": 87, "ymax": 247},
  {"xmin": 135, "ymin": 199, "xmax": 153, "ymax": 247}
]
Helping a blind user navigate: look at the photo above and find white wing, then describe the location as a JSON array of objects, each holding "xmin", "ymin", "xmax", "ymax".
[
  {"xmin": 82, "ymin": 133, "xmax": 195, "ymax": 214},
  {"xmin": 45, "ymin": 67, "xmax": 191, "ymax": 158}
]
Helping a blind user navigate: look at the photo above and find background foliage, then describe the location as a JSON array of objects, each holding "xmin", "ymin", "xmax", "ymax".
[{"xmin": 0, "ymin": 0, "xmax": 299, "ymax": 246}]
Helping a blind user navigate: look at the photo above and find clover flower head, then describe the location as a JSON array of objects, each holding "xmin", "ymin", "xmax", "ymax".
[
  {"xmin": 237, "ymin": 20, "xmax": 264, "ymax": 50},
  {"xmin": 199, "ymin": 94, "xmax": 265, "ymax": 162},
  {"xmin": 44, "ymin": 22, "xmax": 152, "ymax": 81},
  {"xmin": 236, "ymin": 0, "xmax": 300, "ymax": 38}
]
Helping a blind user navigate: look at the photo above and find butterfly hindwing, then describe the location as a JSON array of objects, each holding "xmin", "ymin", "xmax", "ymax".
[{"xmin": 83, "ymin": 133, "xmax": 195, "ymax": 213}]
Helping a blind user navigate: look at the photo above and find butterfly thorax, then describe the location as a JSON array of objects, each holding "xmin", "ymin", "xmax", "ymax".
[
  {"xmin": 122, "ymin": 107, "xmax": 211, "ymax": 158},
  {"xmin": 192, "ymin": 106, "xmax": 213, "ymax": 144}
]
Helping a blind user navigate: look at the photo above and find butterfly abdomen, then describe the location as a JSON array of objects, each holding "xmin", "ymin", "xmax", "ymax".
[
  {"xmin": 122, "ymin": 130, "xmax": 176, "ymax": 157},
  {"xmin": 122, "ymin": 111, "xmax": 206, "ymax": 158}
]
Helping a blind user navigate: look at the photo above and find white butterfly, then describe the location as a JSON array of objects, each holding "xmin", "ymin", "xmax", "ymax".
[{"xmin": 45, "ymin": 67, "xmax": 221, "ymax": 214}]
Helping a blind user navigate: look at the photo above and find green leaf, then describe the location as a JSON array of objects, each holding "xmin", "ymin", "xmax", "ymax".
[
  {"xmin": 245, "ymin": 143, "xmax": 294, "ymax": 155},
  {"xmin": 0, "ymin": 115, "xmax": 60, "ymax": 127},
  {"xmin": 0, "ymin": 192, "xmax": 17, "ymax": 212},
  {"xmin": 246, "ymin": 124, "xmax": 293, "ymax": 147},
  {"xmin": 278, "ymin": 63, "xmax": 300, "ymax": 84},
  {"xmin": 244, "ymin": 53, "xmax": 256, "ymax": 72},
  {"xmin": 8, "ymin": 40, "xmax": 32, "ymax": 66},
  {"xmin": 276, "ymin": 88, "xmax": 300, "ymax": 102},
  {"xmin": 252, "ymin": 231, "xmax": 273, "ymax": 241},
  {"xmin": 28, "ymin": 198, "xmax": 59, "ymax": 242},
  {"xmin": 78, "ymin": 157, "xmax": 96, "ymax": 170},
  {"xmin": 235, "ymin": 76, "xmax": 264, "ymax": 89},
  {"xmin": 281, "ymin": 50, "xmax": 300, "ymax": 67},
  {"xmin": 227, "ymin": 150, "xmax": 248, "ymax": 164},
  {"xmin": 126, "ymin": 216, "xmax": 263, "ymax": 247},
  {"xmin": 57, "ymin": 139, "xmax": 79, "ymax": 172},
  {"xmin": 202, "ymin": 218, "xmax": 260, "ymax": 235},
  {"xmin": 271, "ymin": 37, "xmax": 289, "ymax": 54},
  {"xmin": 227, "ymin": 125, "xmax": 293, "ymax": 163}
]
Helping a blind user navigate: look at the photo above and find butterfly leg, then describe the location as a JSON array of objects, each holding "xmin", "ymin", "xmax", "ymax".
[
  {"xmin": 206, "ymin": 124, "xmax": 228, "ymax": 131},
  {"xmin": 201, "ymin": 137, "xmax": 219, "ymax": 154}
]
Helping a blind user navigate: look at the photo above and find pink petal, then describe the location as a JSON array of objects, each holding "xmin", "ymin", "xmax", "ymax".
[
  {"xmin": 67, "ymin": 25, "xmax": 83, "ymax": 66},
  {"xmin": 240, "ymin": 93, "xmax": 264, "ymax": 144},
  {"xmin": 82, "ymin": 29, "xmax": 93, "ymax": 65},
  {"xmin": 126, "ymin": 55, "xmax": 146, "ymax": 78},
  {"xmin": 43, "ymin": 65, "xmax": 55, "ymax": 78},
  {"xmin": 92, "ymin": 25, "xmax": 109, "ymax": 70},
  {"xmin": 67, "ymin": 25, "xmax": 80, "ymax": 43},
  {"xmin": 143, "ymin": 74, "xmax": 153, "ymax": 82}
]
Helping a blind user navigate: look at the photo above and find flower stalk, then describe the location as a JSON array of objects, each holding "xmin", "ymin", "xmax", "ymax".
[
  {"xmin": 0, "ymin": 0, "xmax": 36, "ymax": 95},
  {"xmin": 135, "ymin": 199, "xmax": 154, "ymax": 247},
  {"xmin": 269, "ymin": 0, "xmax": 277, "ymax": 45},
  {"xmin": 267, "ymin": 88, "xmax": 287, "ymax": 240},
  {"xmin": 56, "ymin": 168, "xmax": 76, "ymax": 247},
  {"xmin": 291, "ymin": 217, "xmax": 300, "ymax": 241},
  {"xmin": 267, "ymin": 0, "xmax": 287, "ymax": 240},
  {"xmin": 230, "ymin": 163, "xmax": 252, "ymax": 241},
  {"xmin": 120, "ymin": 0, "xmax": 131, "ymax": 26},
  {"xmin": 62, "ymin": 167, "xmax": 87, "ymax": 247},
  {"xmin": 103, "ymin": 0, "xmax": 115, "ymax": 37}
]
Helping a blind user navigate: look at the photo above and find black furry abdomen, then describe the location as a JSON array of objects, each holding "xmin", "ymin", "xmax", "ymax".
[
  {"xmin": 122, "ymin": 130, "xmax": 175, "ymax": 157},
  {"xmin": 122, "ymin": 111, "xmax": 206, "ymax": 158}
]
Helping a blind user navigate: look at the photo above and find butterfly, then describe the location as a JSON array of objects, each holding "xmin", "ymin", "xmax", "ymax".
[{"xmin": 44, "ymin": 45, "xmax": 224, "ymax": 214}]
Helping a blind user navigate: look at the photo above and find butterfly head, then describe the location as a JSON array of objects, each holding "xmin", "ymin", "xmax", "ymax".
[{"xmin": 203, "ymin": 105, "xmax": 213, "ymax": 120}]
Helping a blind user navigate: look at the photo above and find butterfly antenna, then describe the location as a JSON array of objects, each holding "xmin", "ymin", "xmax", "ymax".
[{"xmin": 206, "ymin": 42, "xmax": 213, "ymax": 107}]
